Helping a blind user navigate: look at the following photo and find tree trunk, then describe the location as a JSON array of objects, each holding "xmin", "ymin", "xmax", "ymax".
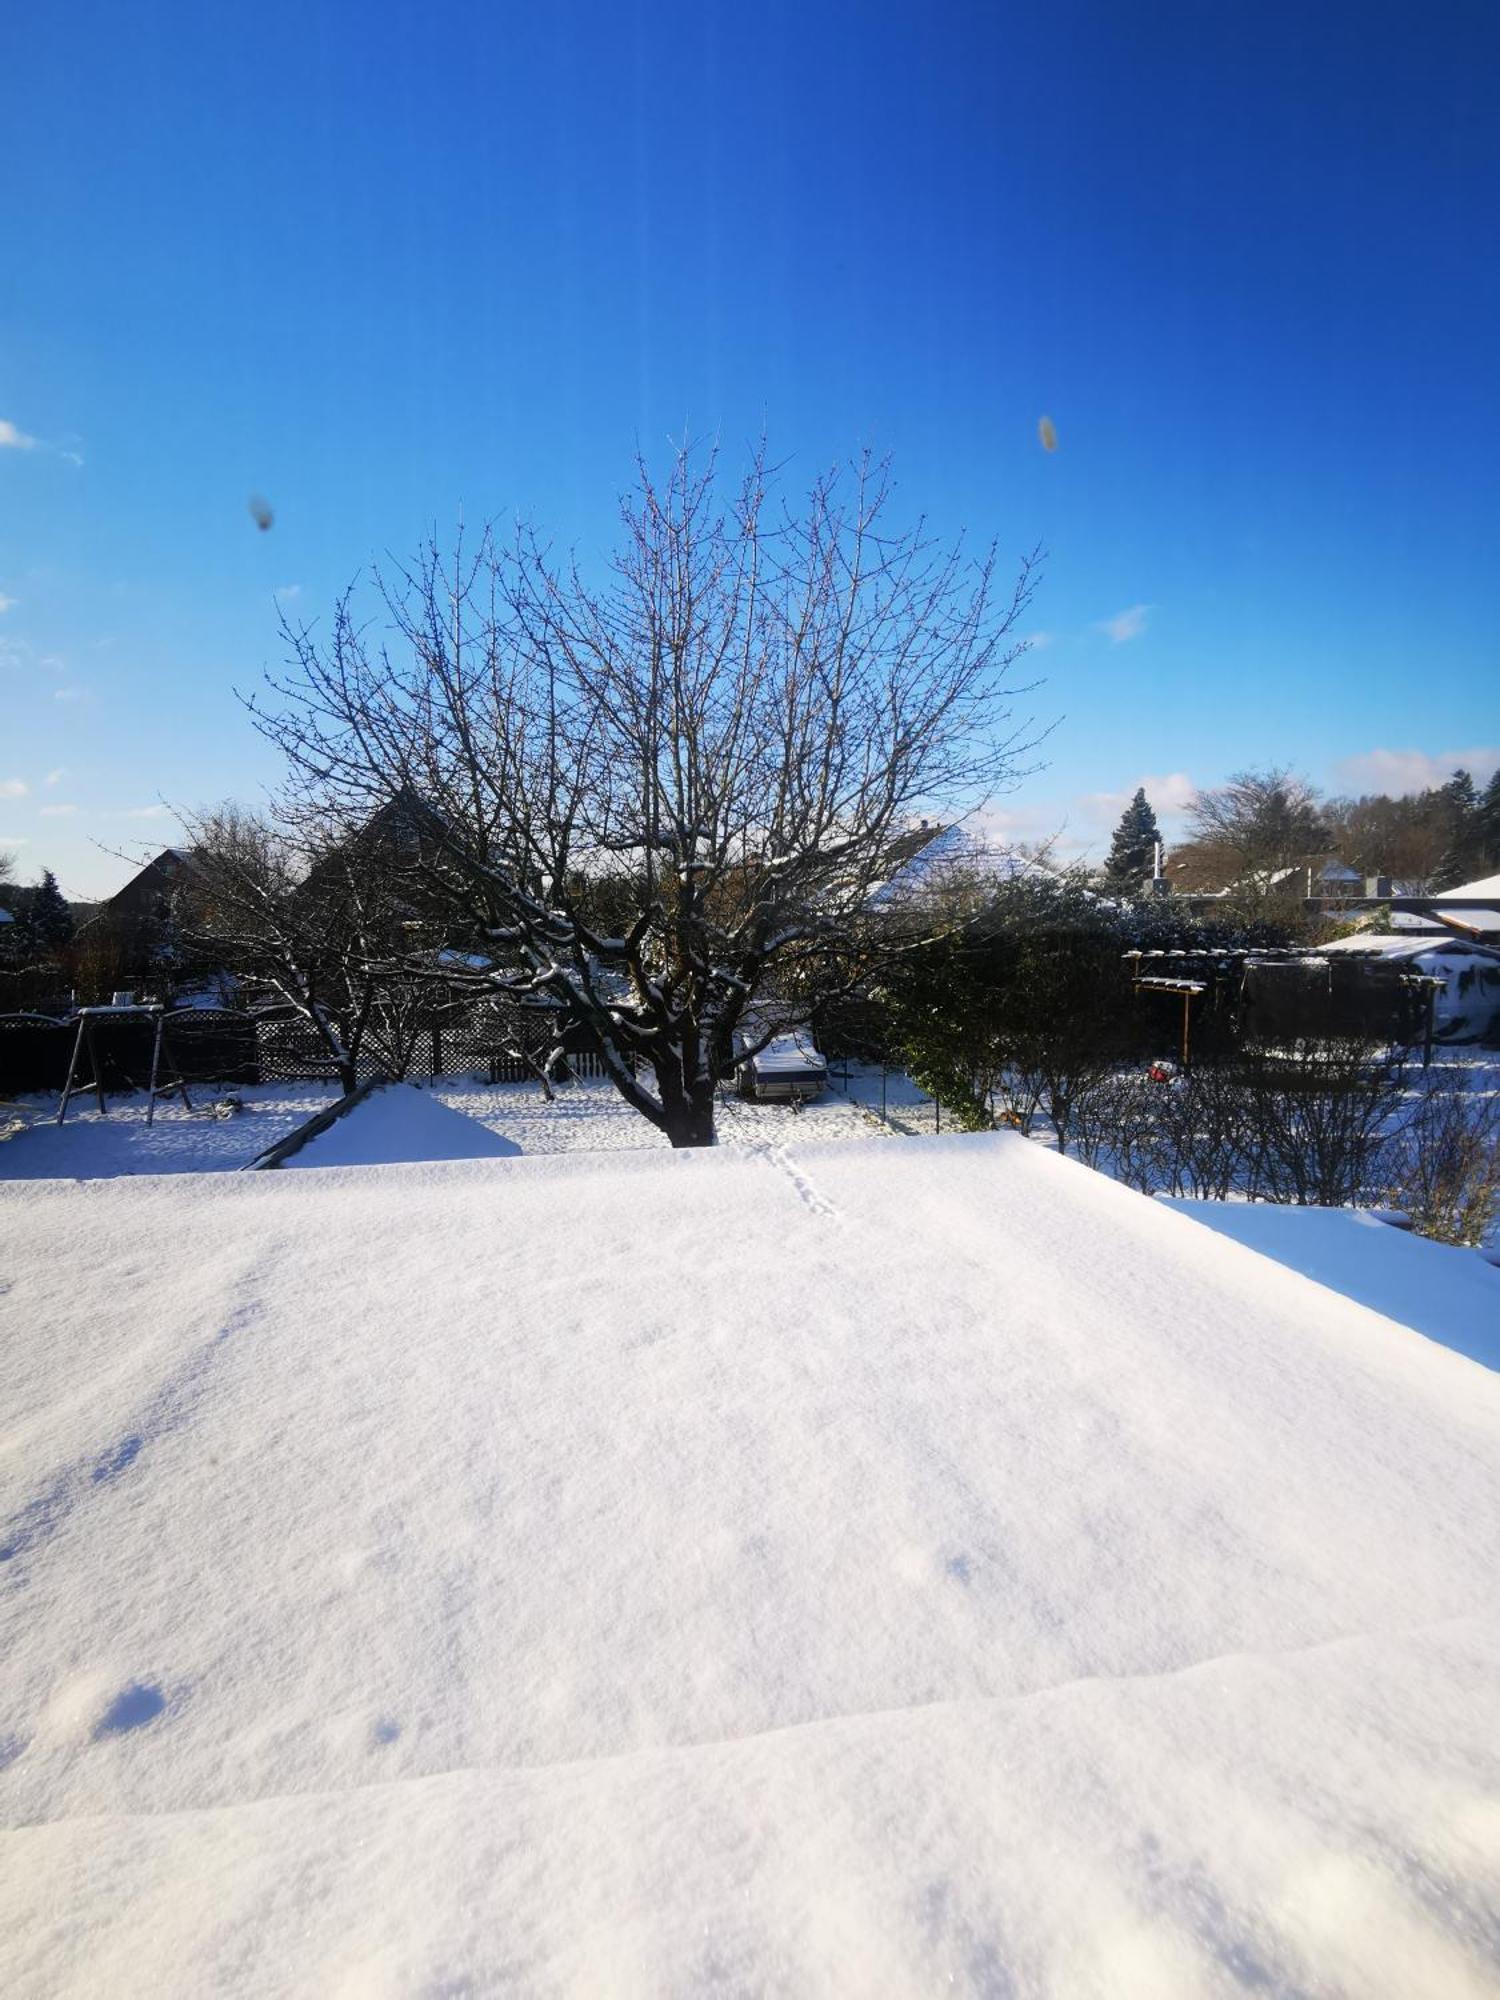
[{"xmin": 654, "ymin": 1059, "xmax": 718, "ymax": 1147}]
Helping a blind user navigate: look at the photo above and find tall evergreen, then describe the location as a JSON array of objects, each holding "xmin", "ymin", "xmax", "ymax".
[
  {"xmin": 1433, "ymin": 769, "xmax": 1482, "ymax": 889},
  {"xmin": 27, "ymin": 869, "xmax": 76, "ymax": 953},
  {"xmin": 1103, "ymin": 788, "xmax": 1162, "ymax": 895},
  {"xmin": 1476, "ymin": 769, "xmax": 1500, "ymax": 876}
]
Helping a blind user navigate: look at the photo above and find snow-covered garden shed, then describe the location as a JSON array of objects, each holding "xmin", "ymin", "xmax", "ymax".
[{"xmin": 1318, "ymin": 933, "xmax": 1500, "ymax": 1043}]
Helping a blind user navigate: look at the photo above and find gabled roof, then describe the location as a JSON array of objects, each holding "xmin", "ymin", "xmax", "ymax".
[
  {"xmin": 104, "ymin": 847, "xmax": 201, "ymax": 908},
  {"xmin": 1436, "ymin": 871, "xmax": 1500, "ymax": 900},
  {"xmin": 876, "ymin": 820, "xmax": 951, "ymax": 877},
  {"xmin": 866, "ymin": 822, "xmax": 1057, "ymax": 908}
]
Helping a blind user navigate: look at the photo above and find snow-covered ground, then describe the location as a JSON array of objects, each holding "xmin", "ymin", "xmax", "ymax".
[
  {"xmin": 2, "ymin": 1135, "xmax": 1498, "ymax": 1994},
  {"xmin": 0, "ymin": 1068, "xmax": 895, "ymax": 1179},
  {"xmin": 0, "ymin": 1081, "xmax": 336, "ymax": 1179}
]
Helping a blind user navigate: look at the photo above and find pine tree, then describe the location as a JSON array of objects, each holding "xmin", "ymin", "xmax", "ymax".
[
  {"xmin": 1433, "ymin": 770, "xmax": 1482, "ymax": 889},
  {"xmin": 1476, "ymin": 769, "xmax": 1500, "ymax": 876},
  {"xmin": 27, "ymin": 869, "xmax": 75, "ymax": 953},
  {"xmin": 1103, "ymin": 788, "xmax": 1162, "ymax": 895}
]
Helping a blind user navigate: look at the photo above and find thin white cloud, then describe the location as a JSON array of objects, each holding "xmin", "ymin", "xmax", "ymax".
[
  {"xmin": 1095, "ymin": 604, "xmax": 1152, "ymax": 645},
  {"xmin": 979, "ymin": 770, "xmax": 1201, "ymax": 869},
  {"xmin": 968, "ymin": 801, "xmax": 1081, "ymax": 860},
  {"xmin": 0, "ymin": 835, "xmax": 31, "ymax": 846},
  {"xmin": 0, "ymin": 593, "xmax": 16, "ymax": 613},
  {"xmin": 274, "ymin": 583, "xmax": 303, "ymax": 603},
  {"xmin": 1023, "ymin": 629, "xmax": 1054, "ymax": 651},
  {"xmin": 1081, "ymin": 770, "xmax": 1198, "ymax": 825},
  {"xmin": 53, "ymin": 688, "xmax": 83, "ymax": 702},
  {"xmin": 39, "ymin": 803, "xmax": 77, "ymax": 817},
  {"xmin": 1331, "ymin": 746, "xmax": 1500, "ymax": 796},
  {"xmin": 45, "ymin": 768, "xmax": 65, "ymax": 786},
  {"xmin": 122, "ymin": 804, "xmax": 171, "ymax": 820},
  {"xmin": 0, "ymin": 419, "xmax": 83, "ymax": 464},
  {"xmin": 0, "ymin": 778, "xmax": 28, "ymax": 798},
  {"xmin": 1140, "ymin": 770, "xmax": 1198, "ymax": 816}
]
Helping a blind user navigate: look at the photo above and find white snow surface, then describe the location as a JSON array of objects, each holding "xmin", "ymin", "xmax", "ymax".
[
  {"xmin": 278, "ymin": 1081, "xmax": 523, "ymax": 1169},
  {"xmin": 1166, "ymin": 1198, "xmax": 1500, "ymax": 1373},
  {"xmin": 0, "ymin": 1072, "xmax": 889, "ymax": 1179},
  {"xmin": 1437, "ymin": 871, "xmax": 1500, "ymax": 902},
  {"xmin": 2, "ymin": 1135, "xmax": 1499, "ymax": 1994}
]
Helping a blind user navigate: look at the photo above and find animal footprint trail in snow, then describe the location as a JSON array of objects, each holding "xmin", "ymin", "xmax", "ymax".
[{"xmin": 764, "ymin": 1145, "xmax": 841, "ymax": 1222}]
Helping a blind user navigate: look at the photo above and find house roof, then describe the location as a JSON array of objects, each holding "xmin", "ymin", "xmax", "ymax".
[
  {"xmin": 1436, "ymin": 871, "xmax": 1500, "ymax": 900},
  {"xmin": 103, "ymin": 847, "xmax": 201, "ymax": 909},
  {"xmin": 1186, "ymin": 856, "xmax": 1369, "ymax": 899},
  {"xmin": 866, "ymin": 822, "xmax": 1056, "ymax": 907},
  {"xmin": 1383, "ymin": 871, "xmax": 1500, "ymax": 942},
  {"xmin": 1318, "ymin": 933, "xmax": 1483, "ymax": 961}
]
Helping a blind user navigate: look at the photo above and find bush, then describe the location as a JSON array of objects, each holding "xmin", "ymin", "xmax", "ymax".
[
  {"xmin": 1068, "ymin": 1038, "xmax": 1414, "ymax": 1207},
  {"xmin": 1387, "ymin": 1081, "xmax": 1500, "ymax": 1247},
  {"xmin": 1235, "ymin": 1035, "xmax": 1410, "ymax": 1207}
]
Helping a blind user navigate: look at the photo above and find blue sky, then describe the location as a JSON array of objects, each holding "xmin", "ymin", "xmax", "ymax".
[{"xmin": 3, "ymin": 0, "xmax": 1497, "ymax": 895}]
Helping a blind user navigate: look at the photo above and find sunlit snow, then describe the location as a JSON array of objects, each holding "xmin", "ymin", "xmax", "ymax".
[{"xmin": 2, "ymin": 1133, "xmax": 1498, "ymax": 1993}]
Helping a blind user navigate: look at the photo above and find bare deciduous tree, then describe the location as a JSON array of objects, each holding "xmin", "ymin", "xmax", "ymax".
[
  {"xmin": 1172, "ymin": 768, "xmax": 1330, "ymax": 910},
  {"xmin": 187, "ymin": 805, "xmax": 430, "ymax": 1095},
  {"xmin": 249, "ymin": 445, "xmax": 1043, "ymax": 1145}
]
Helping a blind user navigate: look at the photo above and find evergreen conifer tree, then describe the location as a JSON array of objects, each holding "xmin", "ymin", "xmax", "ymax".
[
  {"xmin": 1476, "ymin": 769, "xmax": 1500, "ymax": 876},
  {"xmin": 1103, "ymin": 788, "xmax": 1162, "ymax": 895},
  {"xmin": 1433, "ymin": 770, "xmax": 1482, "ymax": 889},
  {"xmin": 27, "ymin": 869, "xmax": 76, "ymax": 954}
]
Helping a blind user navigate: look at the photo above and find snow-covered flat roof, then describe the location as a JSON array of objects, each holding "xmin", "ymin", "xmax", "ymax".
[
  {"xmin": 2, "ymin": 1136, "xmax": 1498, "ymax": 1993},
  {"xmin": 1318, "ymin": 932, "xmax": 1473, "ymax": 959},
  {"xmin": 746, "ymin": 1032, "xmax": 828, "ymax": 1075}
]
